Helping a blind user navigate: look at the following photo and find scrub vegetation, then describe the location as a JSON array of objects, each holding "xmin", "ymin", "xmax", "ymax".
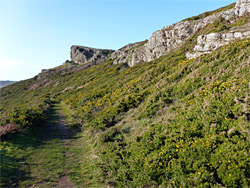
[{"xmin": 0, "ymin": 4, "xmax": 249, "ymax": 187}]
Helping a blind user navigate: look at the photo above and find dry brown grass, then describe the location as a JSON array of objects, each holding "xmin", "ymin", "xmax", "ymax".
[{"xmin": 0, "ymin": 123, "xmax": 18, "ymax": 137}]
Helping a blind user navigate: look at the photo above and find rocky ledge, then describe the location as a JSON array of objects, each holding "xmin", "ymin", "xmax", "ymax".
[
  {"xmin": 235, "ymin": 0, "xmax": 250, "ymax": 16},
  {"xmin": 71, "ymin": 45, "xmax": 114, "ymax": 64},
  {"xmin": 186, "ymin": 31, "xmax": 250, "ymax": 59},
  {"xmin": 109, "ymin": 9, "xmax": 235, "ymax": 66},
  {"xmin": 71, "ymin": 0, "xmax": 250, "ymax": 67},
  {"xmin": 110, "ymin": 0, "xmax": 250, "ymax": 66}
]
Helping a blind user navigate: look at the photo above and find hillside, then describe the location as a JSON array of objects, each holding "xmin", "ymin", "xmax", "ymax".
[{"xmin": 0, "ymin": 1, "xmax": 250, "ymax": 187}]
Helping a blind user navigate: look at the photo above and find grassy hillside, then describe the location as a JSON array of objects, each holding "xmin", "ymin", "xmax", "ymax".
[{"xmin": 1, "ymin": 6, "xmax": 250, "ymax": 187}]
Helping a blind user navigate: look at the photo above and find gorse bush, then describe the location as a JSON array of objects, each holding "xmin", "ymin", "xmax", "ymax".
[
  {"xmin": 0, "ymin": 100, "xmax": 50, "ymax": 137},
  {"xmin": 101, "ymin": 77, "xmax": 250, "ymax": 187},
  {"xmin": 3, "ymin": 108, "xmax": 45, "ymax": 127}
]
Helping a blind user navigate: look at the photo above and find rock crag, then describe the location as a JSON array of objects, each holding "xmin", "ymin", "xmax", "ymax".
[
  {"xmin": 235, "ymin": 0, "xmax": 250, "ymax": 16},
  {"xmin": 70, "ymin": 46, "xmax": 114, "ymax": 64},
  {"xmin": 110, "ymin": 0, "xmax": 249, "ymax": 65},
  {"xmin": 109, "ymin": 7, "xmax": 236, "ymax": 66},
  {"xmin": 71, "ymin": 0, "xmax": 250, "ymax": 67},
  {"xmin": 186, "ymin": 31, "xmax": 250, "ymax": 59}
]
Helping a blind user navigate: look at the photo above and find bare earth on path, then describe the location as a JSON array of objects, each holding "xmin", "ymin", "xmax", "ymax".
[
  {"xmin": 35, "ymin": 109, "xmax": 76, "ymax": 188},
  {"xmin": 56, "ymin": 111, "xmax": 76, "ymax": 188}
]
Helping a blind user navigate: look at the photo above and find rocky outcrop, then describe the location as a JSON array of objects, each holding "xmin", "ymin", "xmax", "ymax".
[
  {"xmin": 111, "ymin": 9, "xmax": 236, "ymax": 66},
  {"xmin": 71, "ymin": 1, "xmax": 249, "ymax": 66},
  {"xmin": 110, "ymin": 0, "xmax": 250, "ymax": 66},
  {"xmin": 235, "ymin": 0, "xmax": 250, "ymax": 16},
  {"xmin": 186, "ymin": 31, "xmax": 250, "ymax": 59},
  {"xmin": 71, "ymin": 46, "xmax": 114, "ymax": 64},
  {"xmin": 110, "ymin": 7, "xmax": 236, "ymax": 66},
  {"xmin": 111, "ymin": 41, "xmax": 147, "ymax": 66},
  {"xmin": 185, "ymin": 0, "xmax": 250, "ymax": 59}
]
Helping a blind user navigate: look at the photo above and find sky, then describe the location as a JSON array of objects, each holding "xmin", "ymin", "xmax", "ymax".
[{"xmin": 0, "ymin": 0, "xmax": 236, "ymax": 81}]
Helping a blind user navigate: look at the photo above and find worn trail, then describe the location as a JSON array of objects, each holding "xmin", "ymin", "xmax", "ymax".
[
  {"xmin": 56, "ymin": 111, "xmax": 75, "ymax": 188},
  {"xmin": 28, "ymin": 103, "xmax": 76, "ymax": 188}
]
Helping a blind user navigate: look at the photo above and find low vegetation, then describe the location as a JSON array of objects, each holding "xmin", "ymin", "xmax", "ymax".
[
  {"xmin": 184, "ymin": 3, "xmax": 235, "ymax": 21},
  {"xmin": 0, "ymin": 4, "xmax": 249, "ymax": 187},
  {"xmin": 0, "ymin": 103, "xmax": 82, "ymax": 187}
]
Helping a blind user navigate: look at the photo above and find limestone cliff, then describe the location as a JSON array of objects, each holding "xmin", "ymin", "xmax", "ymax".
[
  {"xmin": 71, "ymin": 0, "xmax": 250, "ymax": 67},
  {"xmin": 235, "ymin": 0, "xmax": 250, "ymax": 16},
  {"xmin": 110, "ymin": 0, "xmax": 250, "ymax": 66},
  {"xmin": 186, "ymin": 30, "xmax": 250, "ymax": 59},
  {"xmin": 70, "ymin": 45, "xmax": 114, "ymax": 64}
]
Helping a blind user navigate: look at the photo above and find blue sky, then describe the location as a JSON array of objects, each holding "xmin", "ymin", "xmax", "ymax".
[{"xmin": 0, "ymin": 0, "xmax": 236, "ymax": 81}]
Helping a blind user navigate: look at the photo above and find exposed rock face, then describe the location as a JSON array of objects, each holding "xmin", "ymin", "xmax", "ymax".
[
  {"xmin": 186, "ymin": 31, "xmax": 250, "ymax": 59},
  {"xmin": 109, "ymin": 0, "xmax": 250, "ymax": 66},
  {"xmin": 111, "ymin": 41, "xmax": 147, "ymax": 66},
  {"xmin": 110, "ymin": 8, "xmax": 235, "ymax": 66},
  {"xmin": 71, "ymin": 45, "xmax": 114, "ymax": 64},
  {"xmin": 185, "ymin": 0, "xmax": 250, "ymax": 59},
  {"xmin": 235, "ymin": 0, "xmax": 250, "ymax": 16},
  {"xmin": 72, "ymin": 0, "xmax": 250, "ymax": 67}
]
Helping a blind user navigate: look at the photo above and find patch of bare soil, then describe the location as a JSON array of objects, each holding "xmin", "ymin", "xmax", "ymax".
[{"xmin": 58, "ymin": 176, "xmax": 75, "ymax": 188}]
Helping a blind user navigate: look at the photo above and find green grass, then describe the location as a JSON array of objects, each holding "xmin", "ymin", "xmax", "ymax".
[
  {"xmin": 0, "ymin": 103, "xmax": 79, "ymax": 187},
  {"xmin": 229, "ymin": 17, "xmax": 250, "ymax": 28},
  {"xmin": 60, "ymin": 102, "xmax": 104, "ymax": 187},
  {"xmin": 184, "ymin": 3, "xmax": 235, "ymax": 21},
  {"xmin": 1, "ymin": 6, "xmax": 250, "ymax": 187},
  {"xmin": 1, "ymin": 38, "xmax": 250, "ymax": 187}
]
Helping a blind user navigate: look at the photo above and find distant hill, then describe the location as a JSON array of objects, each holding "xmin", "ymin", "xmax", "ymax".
[{"xmin": 0, "ymin": 81, "xmax": 18, "ymax": 88}]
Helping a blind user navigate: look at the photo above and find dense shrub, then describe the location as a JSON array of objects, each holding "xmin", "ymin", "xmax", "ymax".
[{"xmin": 0, "ymin": 101, "xmax": 50, "ymax": 136}]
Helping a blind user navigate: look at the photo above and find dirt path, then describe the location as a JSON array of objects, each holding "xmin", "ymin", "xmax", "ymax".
[
  {"xmin": 36, "ymin": 107, "xmax": 76, "ymax": 188},
  {"xmin": 56, "ymin": 111, "xmax": 76, "ymax": 188}
]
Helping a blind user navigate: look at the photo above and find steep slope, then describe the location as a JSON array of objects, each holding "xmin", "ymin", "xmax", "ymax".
[{"xmin": 0, "ymin": 1, "xmax": 250, "ymax": 187}]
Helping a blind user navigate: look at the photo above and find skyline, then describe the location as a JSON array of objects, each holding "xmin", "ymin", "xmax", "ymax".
[{"xmin": 0, "ymin": 0, "xmax": 236, "ymax": 81}]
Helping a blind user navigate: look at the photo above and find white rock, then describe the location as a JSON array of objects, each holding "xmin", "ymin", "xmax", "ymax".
[
  {"xmin": 235, "ymin": 0, "xmax": 250, "ymax": 16},
  {"xmin": 234, "ymin": 32, "xmax": 243, "ymax": 38}
]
